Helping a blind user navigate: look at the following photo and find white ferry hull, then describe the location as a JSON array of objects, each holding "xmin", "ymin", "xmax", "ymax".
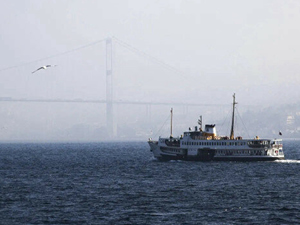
[
  {"xmin": 148, "ymin": 140, "xmax": 284, "ymax": 162},
  {"xmin": 213, "ymin": 155, "xmax": 284, "ymax": 161}
]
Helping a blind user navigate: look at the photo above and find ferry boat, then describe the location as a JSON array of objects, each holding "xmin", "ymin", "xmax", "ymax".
[{"xmin": 148, "ymin": 94, "xmax": 284, "ymax": 161}]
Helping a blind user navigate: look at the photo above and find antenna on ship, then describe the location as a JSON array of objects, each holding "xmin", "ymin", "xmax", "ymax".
[
  {"xmin": 170, "ymin": 108, "xmax": 173, "ymax": 138},
  {"xmin": 230, "ymin": 93, "xmax": 238, "ymax": 140},
  {"xmin": 198, "ymin": 115, "xmax": 202, "ymax": 131}
]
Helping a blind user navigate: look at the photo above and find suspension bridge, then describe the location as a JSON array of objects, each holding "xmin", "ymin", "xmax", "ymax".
[{"xmin": 0, "ymin": 37, "xmax": 231, "ymax": 140}]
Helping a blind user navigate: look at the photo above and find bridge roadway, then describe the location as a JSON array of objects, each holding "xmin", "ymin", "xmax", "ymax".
[{"xmin": 0, "ymin": 98, "xmax": 224, "ymax": 107}]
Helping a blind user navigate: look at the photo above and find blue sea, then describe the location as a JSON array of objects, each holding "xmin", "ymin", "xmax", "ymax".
[{"xmin": 0, "ymin": 140, "xmax": 299, "ymax": 224}]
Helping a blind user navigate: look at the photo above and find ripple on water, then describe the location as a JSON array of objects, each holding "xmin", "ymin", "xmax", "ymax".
[{"xmin": 0, "ymin": 141, "xmax": 299, "ymax": 224}]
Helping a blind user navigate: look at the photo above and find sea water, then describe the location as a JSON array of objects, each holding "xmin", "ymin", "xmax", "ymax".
[{"xmin": 0, "ymin": 141, "xmax": 299, "ymax": 224}]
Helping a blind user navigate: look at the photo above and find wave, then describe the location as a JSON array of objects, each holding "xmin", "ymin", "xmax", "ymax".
[
  {"xmin": 169, "ymin": 160, "xmax": 183, "ymax": 163},
  {"xmin": 275, "ymin": 159, "xmax": 300, "ymax": 163},
  {"xmin": 149, "ymin": 156, "xmax": 158, "ymax": 161}
]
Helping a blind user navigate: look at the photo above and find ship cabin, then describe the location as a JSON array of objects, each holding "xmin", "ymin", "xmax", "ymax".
[
  {"xmin": 180, "ymin": 124, "xmax": 283, "ymax": 151},
  {"xmin": 183, "ymin": 124, "xmax": 217, "ymax": 140}
]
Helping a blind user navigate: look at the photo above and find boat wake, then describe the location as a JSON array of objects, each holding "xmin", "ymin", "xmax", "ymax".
[
  {"xmin": 275, "ymin": 159, "xmax": 300, "ymax": 163},
  {"xmin": 149, "ymin": 156, "xmax": 158, "ymax": 161}
]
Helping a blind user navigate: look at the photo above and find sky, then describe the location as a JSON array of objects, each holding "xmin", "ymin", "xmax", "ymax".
[{"xmin": 0, "ymin": 0, "xmax": 300, "ymax": 141}]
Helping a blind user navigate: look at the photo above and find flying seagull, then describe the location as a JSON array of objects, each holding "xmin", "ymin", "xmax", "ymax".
[{"xmin": 32, "ymin": 65, "xmax": 57, "ymax": 73}]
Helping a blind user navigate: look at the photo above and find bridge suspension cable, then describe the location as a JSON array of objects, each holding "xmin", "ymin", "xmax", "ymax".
[
  {"xmin": 0, "ymin": 38, "xmax": 107, "ymax": 72},
  {"xmin": 1, "ymin": 36, "xmax": 189, "ymax": 79},
  {"xmin": 112, "ymin": 36, "xmax": 187, "ymax": 78}
]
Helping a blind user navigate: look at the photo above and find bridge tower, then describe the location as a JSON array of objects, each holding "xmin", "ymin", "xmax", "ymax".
[{"xmin": 106, "ymin": 37, "xmax": 116, "ymax": 138}]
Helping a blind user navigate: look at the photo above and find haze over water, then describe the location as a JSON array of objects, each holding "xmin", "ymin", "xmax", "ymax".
[{"xmin": 1, "ymin": 1, "xmax": 300, "ymax": 142}]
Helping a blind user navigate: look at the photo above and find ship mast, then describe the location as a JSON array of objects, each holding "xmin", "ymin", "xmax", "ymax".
[
  {"xmin": 230, "ymin": 93, "xmax": 237, "ymax": 140},
  {"xmin": 170, "ymin": 108, "xmax": 173, "ymax": 138}
]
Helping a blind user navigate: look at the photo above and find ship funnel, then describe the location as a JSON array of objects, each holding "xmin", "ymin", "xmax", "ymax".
[{"xmin": 205, "ymin": 124, "xmax": 217, "ymax": 136}]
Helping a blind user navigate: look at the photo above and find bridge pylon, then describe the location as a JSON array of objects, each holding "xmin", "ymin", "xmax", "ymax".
[{"xmin": 106, "ymin": 37, "xmax": 116, "ymax": 138}]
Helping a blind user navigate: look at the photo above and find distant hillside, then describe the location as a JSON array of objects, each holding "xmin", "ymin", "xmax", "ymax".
[{"xmin": 233, "ymin": 103, "xmax": 300, "ymax": 138}]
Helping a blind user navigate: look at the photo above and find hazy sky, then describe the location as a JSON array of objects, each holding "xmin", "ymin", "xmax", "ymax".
[{"xmin": 1, "ymin": 0, "xmax": 300, "ymax": 140}]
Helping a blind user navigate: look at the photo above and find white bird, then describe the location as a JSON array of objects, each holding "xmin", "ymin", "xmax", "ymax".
[{"xmin": 32, "ymin": 65, "xmax": 57, "ymax": 73}]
